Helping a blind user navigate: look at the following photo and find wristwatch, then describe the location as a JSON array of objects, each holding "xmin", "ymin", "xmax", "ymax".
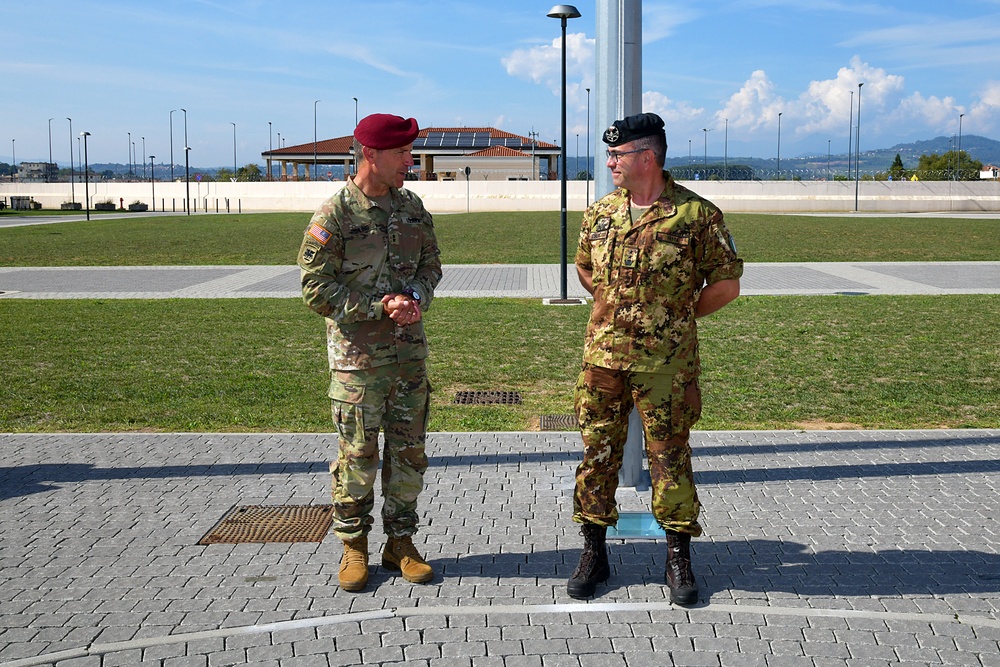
[{"xmin": 403, "ymin": 287, "xmax": 421, "ymax": 303}]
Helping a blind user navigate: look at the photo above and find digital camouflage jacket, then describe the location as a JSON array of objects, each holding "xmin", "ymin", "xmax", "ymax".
[
  {"xmin": 298, "ymin": 178, "xmax": 442, "ymax": 371},
  {"xmin": 575, "ymin": 170, "xmax": 743, "ymax": 375}
]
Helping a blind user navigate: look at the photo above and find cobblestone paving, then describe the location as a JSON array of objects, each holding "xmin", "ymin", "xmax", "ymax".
[{"xmin": 2, "ymin": 430, "xmax": 999, "ymax": 666}]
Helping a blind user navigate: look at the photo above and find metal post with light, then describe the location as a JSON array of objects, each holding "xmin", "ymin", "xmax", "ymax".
[
  {"xmin": 776, "ymin": 112, "xmax": 782, "ymax": 178},
  {"xmin": 169, "ymin": 110, "xmax": 176, "ymax": 182},
  {"xmin": 958, "ymin": 113, "xmax": 965, "ymax": 181},
  {"xmin": 585, "ymin": 86, "xmax": 590, "ymax": 207},
  {"xmin": 149, "ymin": 155, "xmax": 156, "ymax": 211},
  {"xmin": 184, "ymin": 146, "xmax": 191, "ymax": 216},
  {"xmin": 80, "ymin": 132, "xmax": 91, "ymax": 220},
  {"xmin": 702, "ymin": 127, "xmax": 712, "ymax": 169},
  {"xmin": 855, "ymin": 82, "xmax": 863, "ymax": 211},
  {"xmin": 268, "ymin": 121, "xmax": 273, "ymax": 181},
  {"xmin": 313, "ymin": 100, "xmax": 320, "ymax": 181},
  {"xmin": 47, "ymin": 118, "xmax": 53, "ymax": 182},
  {"xmin": 231, "ymin": 122, "xmax": 237, "ymax": 179},
  {"xmin": 547, "ymin": 3, "xmax": 581, "ymax": 303},
  {"xmin": 67, "ymin": 118, "xmax": 75, "ymax": 203}
]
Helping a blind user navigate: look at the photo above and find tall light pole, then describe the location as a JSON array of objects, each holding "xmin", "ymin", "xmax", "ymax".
[
  {"xmin": 847, "ymin": 90, "xmax": 853, "ymax": 180},
  {"xmin": 80, "ymin": 132, "xmax": 91, "ymax": 220},
  {"xmin": 169, "ymin": 109, "xmax": 176, "ymax": 182},
  {"xmin": 776, "ymin": 112, "xmax": 782, "ymax": 178},
  {"xmin": 184, "ymin": 146, "xmax": 191, "ymax": 216},
  {"xmin": 827, "ymin": 139, "xmax": 831, "ymax": 181},
  {"xmin": 958, "ymin": 113, "xmax": 965, "ymax": 181},
  {"xmin": 149, "ymin": 155, "xmax": 156, "ymax": 211},
  {"xmin": 127, "ymin": 131, "xmax": 132, "ymax": 179},
  {"xmin": 268, "ymin": 121, "xmax": 273, "ymax": 181},
  {"xmin": 313, "ymin": 99, "xmax": 320, "ymax": 181},
  {"xmin": 141, "ymin": 137, "xmax": 146, "ymax": 179},
  {"xmin": 547, "ymin": 3, "xmax": 581, "ymax": 302},
  {"xmin": 67, "ymin": 118, "xmax": 75, "ymax": 202},
  {"xmin": 353, "ymin": 97, "xmax": 358, "ymax": 127},
  {"xmin": 231, "ymin": 122, "xmax": 237, "ymax": 179},
  {"xmin": 724, "ymin": 118, "xmax": 729, "ymax": 181},
  {"xmin": 10, "ymin": 139, "xmax": 15, "ymax": 182},
  {"xmin": 855, "ymin": 82, "xmax": 863, "ymax": 211},
  {"xmin": 181, "ymin": 108, "xmax": 188, "ymax": 183},
  {"xmin": 702, "ymin": 127, "xmax": 712, "ymax": 169},
  {"xmin": 585, "ymin": 86, "xmax": 590, "ymax": 206},
  {"xmin": 47, "ymin": 118, "xmax": 53, "ymax": 182}
]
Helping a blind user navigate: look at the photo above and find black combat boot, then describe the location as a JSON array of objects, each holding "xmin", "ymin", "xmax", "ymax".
[
  {"xmin": 665, "ymin": 530, "xmax": 698, "ymax": 605},
  {"xmin": 567, "ymin": 523, "xmax": 610, "ymax": 599}
]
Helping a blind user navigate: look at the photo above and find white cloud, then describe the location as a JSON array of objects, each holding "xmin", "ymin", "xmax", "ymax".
[
  {"xmin": 501, "ymin": 32, "xmax": 594, "ymax": 96},
  {"xmin": 642, "ymin": 91, "xmax": 704, "ymax": 125},
  {"xmin": 642, "ymin": 3, "xmax": 701, "ymax": 44},
  {"xmin": 714, "ymin": 70, "xmax": 782, "ymax": 132},
  {"xmin": 968, "ymin": 81, "xmax": 1000, "ymax": 137}
]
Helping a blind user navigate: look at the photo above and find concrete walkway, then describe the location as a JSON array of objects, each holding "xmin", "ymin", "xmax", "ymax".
[
  {"xmin": 3, "ymin": 261, "xmax": 1000, "ymax": 299},
  {"xmin": 1, "ymin": 430, "xmax": 999, "ymax": 666}
]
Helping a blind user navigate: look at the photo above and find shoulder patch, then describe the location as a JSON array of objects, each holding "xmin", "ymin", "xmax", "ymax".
[{"xmin": 307, "ymin": 223, "xmax": 332, "ymax": 245}]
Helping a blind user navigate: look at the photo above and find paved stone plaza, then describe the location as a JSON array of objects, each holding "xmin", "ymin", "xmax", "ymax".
[{"xmin": 1, "ymin": 430, "xmax": 999, "ymax": 666}]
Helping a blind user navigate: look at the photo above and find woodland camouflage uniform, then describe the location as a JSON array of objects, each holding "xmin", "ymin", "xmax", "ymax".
[
  {"xmin": 573, "ymin": 170, "xmax": 743, "ymax": 536},
  {"xmin": 298, "ymin": 178, "xmax": 441, "ymax": 541}
]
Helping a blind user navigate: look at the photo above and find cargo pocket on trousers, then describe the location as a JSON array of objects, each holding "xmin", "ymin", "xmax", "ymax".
[
  {"xmin": 329, "ymin": 378, "xmax": 366, "ymax": 444},
  {"xmin": 671, "ymin": 376, "xmax": 702, "ymax": 435}
]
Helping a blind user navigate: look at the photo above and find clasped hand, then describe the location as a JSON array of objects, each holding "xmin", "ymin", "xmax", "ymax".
[{"xmin": 382, "ymin": 293, "xmax": 422, "ymax": 326}]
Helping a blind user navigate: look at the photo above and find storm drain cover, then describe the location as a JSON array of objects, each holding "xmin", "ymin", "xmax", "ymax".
[
  {"xmin": 454, "ymin": 390, "xmax": 522, "ymax": 405},
  {"xmin": 540, "ymin": 414, "xmax": 577, "ymax": 430},
  {"xmin": 198, "ymin": 505, "xmax": 334, "ymax": 545}
]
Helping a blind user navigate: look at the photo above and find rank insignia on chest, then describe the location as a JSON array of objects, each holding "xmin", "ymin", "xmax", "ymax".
[{"xmin": 623, "ymin": 246, "xmax": 639, "ymax": 268}]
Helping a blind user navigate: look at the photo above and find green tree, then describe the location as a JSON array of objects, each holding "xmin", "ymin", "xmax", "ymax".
[
  {"xmin": 916, "ymin": 151, "xmax": 982, "ymax": 181},
  {"xmin": 889, "ymin": 153, "xmax": 906, "ymax": 180},
  {"xmin": 237, "ymin": 164, "xmax": 262, "ymax": 182}
]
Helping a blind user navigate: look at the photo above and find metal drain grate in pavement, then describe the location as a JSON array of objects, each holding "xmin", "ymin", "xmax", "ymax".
[
  {"xmin": 454, "ymin": 390, "xmax": 523, "ymax": 405},
  {"xmin": 197, "ymin": 505, "xmax": 334, "ymax": 545},
  {"xmin": 539, "ymin": 414, "xmax": 577, "ymax": 430}
]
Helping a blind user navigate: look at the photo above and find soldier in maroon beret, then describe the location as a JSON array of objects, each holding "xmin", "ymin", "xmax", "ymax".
[{"xmin": 297, "ymin": 113, "xmax": 441, "ymax": 592}]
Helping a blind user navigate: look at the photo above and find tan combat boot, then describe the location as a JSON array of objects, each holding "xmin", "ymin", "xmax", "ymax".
[
  {"xmin": 338, "ymin": 536, "xmax": 369, "ymax": 592},
  {"xmin": 381, "ymin": 536, "xmax": 434, "ymax": 583}
]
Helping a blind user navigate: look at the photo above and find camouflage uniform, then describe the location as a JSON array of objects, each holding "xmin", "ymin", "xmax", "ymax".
[
  {"xmin": 298, "ymin": 178, "xmax": 442, "ymax": 541},
  {"xmin": 573, "ymin": 170, "xmax": 743, "ymax": 536}
]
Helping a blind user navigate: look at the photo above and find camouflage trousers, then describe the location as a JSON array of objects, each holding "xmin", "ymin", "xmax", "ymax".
[
  {"xmin": 328, "ymin": 360, "xmax": 430, "ymax": 541},
  {"xmin": 573, "ymin": 363, "xmax": 704, "ymax": 537}
]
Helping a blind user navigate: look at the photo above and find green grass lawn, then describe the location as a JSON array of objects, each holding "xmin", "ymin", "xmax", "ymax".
[
  {"xmin": 2, "ymin": 296, "xmax": 997, "ymax": 432},
  {"xmin": 2, "ymin": 210, "xmax": 997, "ymax": 433},
  {"xmin": 1, "ymin": 211, "xmax": 997, "ymax": 266}
]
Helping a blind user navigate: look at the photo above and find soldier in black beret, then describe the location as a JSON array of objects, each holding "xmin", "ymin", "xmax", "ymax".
[{"xmin": 567, "ymin": 112, "xmax": 744, "ymax": 605}]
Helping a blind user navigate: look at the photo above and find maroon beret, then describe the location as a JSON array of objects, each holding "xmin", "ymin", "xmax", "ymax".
[{"xmin": 354, "ymin": 113, "xmax": 420, "ymax": 149}]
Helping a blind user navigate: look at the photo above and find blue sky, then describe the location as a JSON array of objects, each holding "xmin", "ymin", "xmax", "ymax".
[{"xmin": 3, "ymin": 0, "xmax": 999, "ymax": 169}]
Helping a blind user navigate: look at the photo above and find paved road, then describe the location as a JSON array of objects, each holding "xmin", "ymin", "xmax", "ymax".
[
  {"xmin": 3, "ymin": 261, "xmax": 1000, "ymax": 299},
  {"xmin": 1, "ymin": 430, "xmax": 998, "ymax": 666}
]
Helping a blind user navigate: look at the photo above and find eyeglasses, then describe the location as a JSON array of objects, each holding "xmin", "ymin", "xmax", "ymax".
[{"xmin": 605, "ymin": 148, "xmax": 647, "ymax": 162}]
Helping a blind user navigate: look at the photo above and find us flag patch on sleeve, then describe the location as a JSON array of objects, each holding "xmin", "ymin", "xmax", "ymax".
[{"xmin": 307, "ymin": 223, "xmax": 332, "ymax": 245}]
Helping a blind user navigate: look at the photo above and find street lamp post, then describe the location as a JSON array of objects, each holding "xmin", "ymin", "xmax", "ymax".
[
  {"xmin": 149, "ymin": 155, "xmax": 156, "ymax": 211},
  {"xmin": 184, "ymin": 146, "xmax": 191, "ymax": 216},
  {"xmin": 353, "ymin": 97, "xmax": 358, "ymax": 127},
  {"xmin": 958, "ymin": 113, "xmax": 965, "ymax": 181},
  {"xmin": 141, "ymin": 137, "xmax": 146, "ymax": 179},
  {"xmin": 10, "ymin": 139, "xmax": 15, "ymax": 182},
  {"xmin": 268, "ymin": 121, "xmax": 273, "ymax": 181},
  {"xmin": 169, "ymin": 109, "xmax": 176, "ymax": 182},
  {"xmin": 724, "ymin": 118, "xmax": 729, "ymax": 181},
  {"xmin": 67, "ymin": 118, "xmax": 75, "ymax": 203},
  {"xmin": 231, "ymin": 122, "xmax": 237, "ymax": 179},
  {"xmin": 702, "ymin": 128, "xmax": 712, "ymax": 169},
  {"xmin": 585, "ymin": 86, "xmax": 590, "ymax": 207},
  {"xmin": 847, "ymin": 90, "xmax": 853, "ymax": 180},
  {"xmin": 47, "ymin": 118, "xmax": 53, "ymax": 182},
  {"xmin": 776, "ymin": 112, "xmax": 782, "ymax": 178},
  {"xmin": 855, "ymin": 82, "xmax": 863, "ymax": 211},
  {"xmin": 181, "ymin": 108, "xmax": 188, "ymax": 181},
  {"xmin": 127, "ymin": 132, "xmax": 132, "ymax": 179},
  {"xmin": 313, "ymin": 100, "xmax": 320, "ymax": 181},
  {"xmin": 547, "ymin": 3, "xmax": 581, "ymax": 302},
  {"xmin": 81, "ymin": 132, "xmax": 91, "ymax": 220}
]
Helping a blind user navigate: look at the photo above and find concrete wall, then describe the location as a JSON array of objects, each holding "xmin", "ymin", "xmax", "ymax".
[{"xmin": 3, "ymin": 178, "xmax": 1000, "ymax": 214}]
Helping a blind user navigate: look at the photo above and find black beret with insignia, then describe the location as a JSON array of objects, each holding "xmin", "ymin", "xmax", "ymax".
[{"xmin": 602, "ymin": 112, "xmax": 665, "ymax": 147}]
